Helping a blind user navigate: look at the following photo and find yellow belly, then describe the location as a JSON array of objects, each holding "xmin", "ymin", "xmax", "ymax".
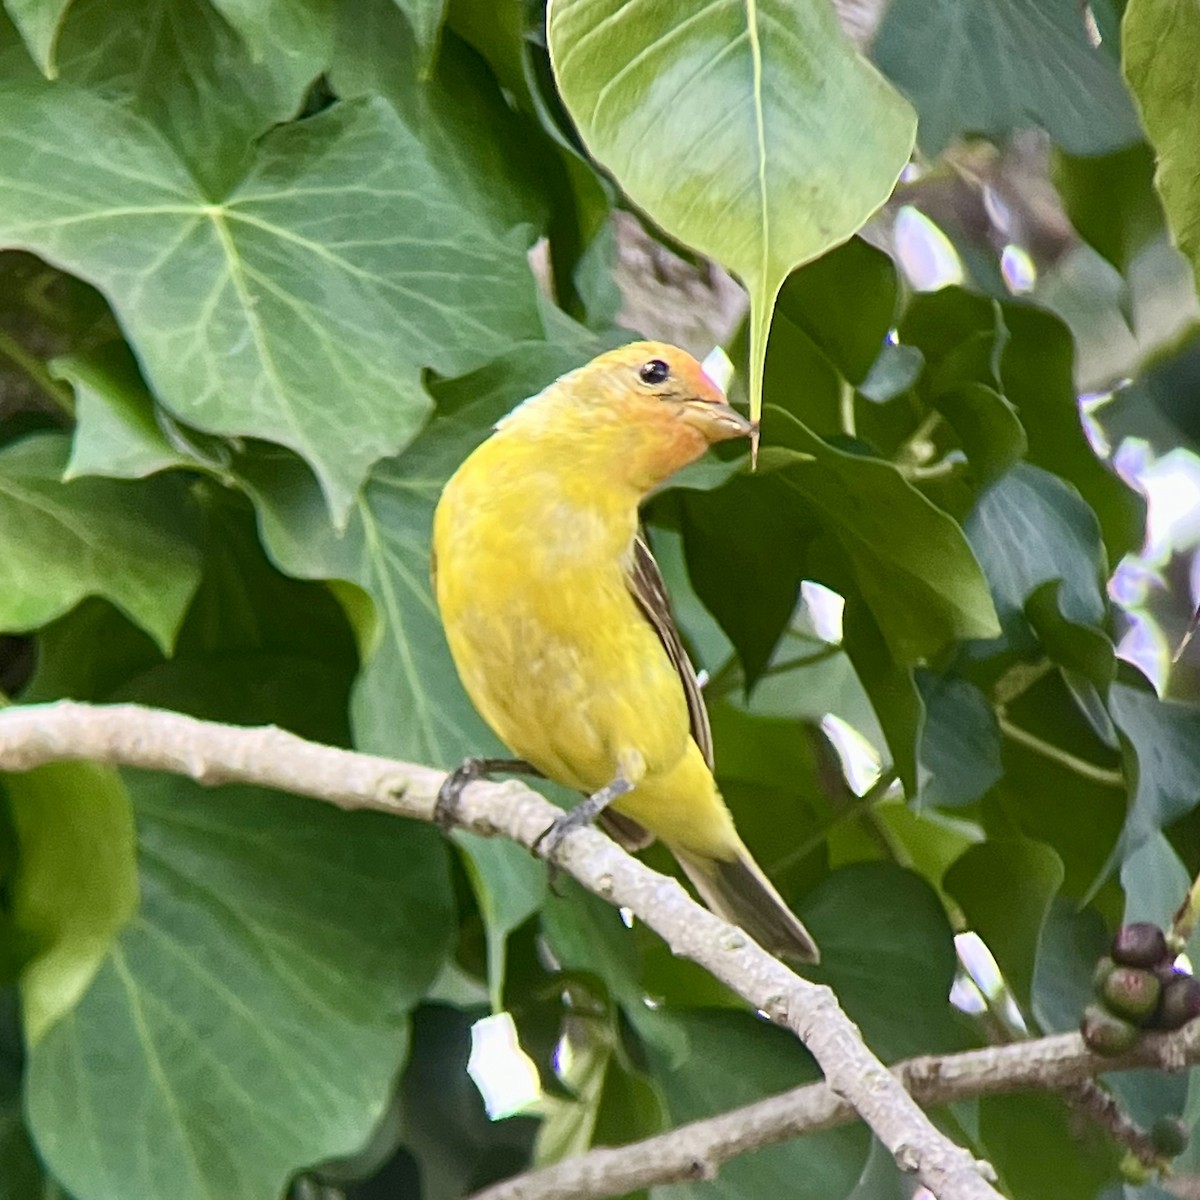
[{"xmin": 442, "ymin": 562, "xmax": 690, "ymax": 792}]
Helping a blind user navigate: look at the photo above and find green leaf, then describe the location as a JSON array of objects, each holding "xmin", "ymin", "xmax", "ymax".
[
  {"xmin": 546, "ymin": 0, "xmax": 915, "ymax": 423},
  {"xmin": 964, "ymin": 464, "xmax": 1106, "ymax": 638},
  {"xmin": 54, "ymin": 0, "xmax": 330, "ymax": 196},
  {"xmin": 60, "ymin": 344, "xmax": 194, "ymax": 482},
  {"xmin": 1054, "ymin": 143, "xmax": 1163, "ymax": 278},
  {"xmin": 1123, "ymin": 0, "xmax": 1200, "ymax": 299},
  {"xmin": 773, "ymin": 238, "xmax": 899, "ymax": 386},
  {"xmin": 945, "ymin": 839, "xmax": 1064, "ymax": 1011},
  {"xmin": 998, "ymin": 305, "xmax": 1145, "ymax": 565},
  {"xmin": 26, "ymin": 494, "xmax": 360, "ymax": 738},
  {"xmin": 2, "ymin": 0, "xmax": 69, "ymax": 74},
  {"xmin": 332, "ymin": 0, "xmax": 551, "ymax": 237},
  {"xmin": 541, "ymin": 878, "xmax": 642, "ymax": 1002},
  {"xmin": 393, "ymin": 0, "xmax": 447, "ymax": 72},
  {"xmin": 980, "ymin": 1091, "xmax": 1118, "ymax": 1200},
  {"xmin": 874, "ymin": 0, "xmax": 1141, "ymax": 156},
  {"xmin": 1030, "ymin": 896, "xmax": 1108, "ymax": 1034},
  {"xmin": 764, "ymin": 409, "xmax": 1000, "ymax": 664},
  {"xmin": 990, "ymin": 672, "xmax": 1126, "ymax": 904},
  {"xmin": 708, "ymin": 705, "xmax": 835, "ymax": 903},
  {"xmin": 206, "ymin": 0, "xmax": 334, "ymax": 79},
  {"xmin": 454, "ymin": 833, "xmax": 546, "ymax": 1012},
  {"xmin": 762, "ymin": 305, "xmax": 842, "ymax": 439},
  {"xmin": 1108, "ymin": 679, "xmax": 1200, "ymax": 866},
  {"xmin": 803, "ymin": 862, "xmax": 971, "ymax": 1061},
  {"xmin": 901, "ymin": 289, "xmax": 1003, "ymax": 389},
  {"xmin": 679, "ymin": 475, "xmax": 811, "ymax": 688},
  {"xmin": 916, "ymin": 673, "xmax": 1002, "ymax": 810},
  {"xmin": 859, "ymin": 343, "xmax": 924, "ymax": 405},
  {"xmin": 0, "ymin": 434, "xmax": 200, "ymax": 650},
  {"xmin": 846, "ymin": 1138, "xmax": 918, "ymax": 1200},
  {"xmin": 841, "ymin": 590, "xmax": 923, "ymax": 793},
  {"xmin": 22, "ymin": 599, "xmax": 165, "ymax": 707},
  {"xmin": 5, "ymin": 763, "xmax": 138, "ymax": 1044},
  {"xmin": 930, "ymin": 383, "xmax": 1027, "ymax": 494},
  {"xmin": 25, "ymin": 773, "xmax": 456, "ymax": 1200},
  {"xmin": 638, "ymin": 1008, "xmax": 870, "ymax": 1200},
  {"xmin": 0, "ymin": 87, "xmax": 543, "ymax": 520},
  {"xmin": 1024, "ymin": 581, "xmax": 1116, "ymax": 691},
  {"xmin": 241, "ymin": 340, "xmax": 601, "ymax": 767},
  {"xmin": 1122, "ymin": 832, "xmax": 1190, "ymax": 931}
]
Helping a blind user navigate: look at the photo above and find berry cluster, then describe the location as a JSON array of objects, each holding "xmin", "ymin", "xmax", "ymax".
[{"xmin": 1081, "ymin": 923, "xmax": 1200, "ymax": 1056}]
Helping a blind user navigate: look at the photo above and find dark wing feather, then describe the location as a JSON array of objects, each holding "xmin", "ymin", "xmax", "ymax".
[{"xmin": 626, "ymin": 530, "xmax": 714, "ymax": 771}]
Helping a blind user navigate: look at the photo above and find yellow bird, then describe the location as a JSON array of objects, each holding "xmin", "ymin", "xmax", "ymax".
[{"xmin": 432, "ymin": 341, "xmax": 819, "ymax": 963}]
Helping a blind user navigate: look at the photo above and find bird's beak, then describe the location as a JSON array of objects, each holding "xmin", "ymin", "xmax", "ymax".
[{"xmin": 680, "ymin": 399, "xmax": 756, "ymax": 444}]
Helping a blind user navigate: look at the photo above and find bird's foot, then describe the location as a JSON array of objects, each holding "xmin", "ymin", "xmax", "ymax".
[
  {"xmin": 435, "ymin": 757, "xmax": 540, "ymax": 831},
  {"xmin": 533, "ymin": 776, "xmax": 634, "ymax": 862}
]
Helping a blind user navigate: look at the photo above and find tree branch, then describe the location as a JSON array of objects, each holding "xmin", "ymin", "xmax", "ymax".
[
  {"xmin": 471, "ymin": 1025, "xmax": 1200, "ymax": 1200},
  {"xmin": 0, "ymin": 702, "xmax": 1001, "ymax": 1199}
]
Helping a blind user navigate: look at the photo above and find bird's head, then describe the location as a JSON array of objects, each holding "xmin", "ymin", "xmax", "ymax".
[{"xmin": 500, "ymin": 341, "xmax": 754, "ymax": 492}]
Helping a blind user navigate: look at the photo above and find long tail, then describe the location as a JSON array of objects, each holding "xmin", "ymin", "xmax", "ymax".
[{"xmin": 673, "ymin": 843, "xmax": 820, "ymax": 964}]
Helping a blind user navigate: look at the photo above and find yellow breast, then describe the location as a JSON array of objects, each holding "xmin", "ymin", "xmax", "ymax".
[{"xmin": 433, "ymin": 435, "xmax": 690, "ymax": 792}]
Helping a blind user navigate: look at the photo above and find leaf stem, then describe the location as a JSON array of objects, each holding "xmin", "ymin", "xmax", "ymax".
[
  {"xmin": 0, "ymin": 328, "xmax": 74, "ymax": 417},
  {"xmin": 997, "ymin": 716, "xmax": 1124, "ymax": 789},
  {"xmin": 838, "ymin": 378, "xmax": 856, "ymax": 438},
  {"xmin": 992, "ymin": 659, "xmax": 1055, "ymax": 708},
  {"xmin": 895, "ymin": 408, "xmax": 943, "ymax": 466},
  {"xmin": 770, "ymin": 767, "xmax": 901, "ymax": 874},
  {"xmin": 898, "ymin": 458, "xmax": 965, "ymax": 482}
]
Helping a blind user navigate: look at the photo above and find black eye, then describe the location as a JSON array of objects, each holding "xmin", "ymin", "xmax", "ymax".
[{"xmin": 639, "ymin": 358, "xmax": 670, "ymax": 385}]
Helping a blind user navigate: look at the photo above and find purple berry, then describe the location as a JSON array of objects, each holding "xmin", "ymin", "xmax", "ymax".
[
  {"xmin": 1158, "ymin": 976, "xmax": 1200, "ymax": 1030},
  {"xmin": 1111, "ymin": 922, "xmax": 1169, "ymax": 968}
]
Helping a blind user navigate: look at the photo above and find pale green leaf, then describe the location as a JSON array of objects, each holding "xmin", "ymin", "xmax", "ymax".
[
  {"xmin": 546, "ymin": 0, "xmax": 915, "ymax": 422},
  {"xmin": 0, "ymin": 434, "xmax": 200, "ymax": 650},
  {"xmin": 6, "ymin": 762, "xmax": 138, "ymax": 1043},
  {"xmin": 26, "ymin": 773, "xmax": 455, "ymax": 1200},
  {"xmin": 207, "ymin": 0, "xmax": 333, "ymax": 73},
  {"xmin": 1123, "ymin": 0, "xmax": 1200, "ymax": 298},
  {"xmin": 0, "ymin": 86, "xmax": 543, "ymax": 520}
]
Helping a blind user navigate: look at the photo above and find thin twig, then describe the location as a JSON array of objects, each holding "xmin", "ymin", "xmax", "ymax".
[{"xmin": 0, "ymin": 702, "xmax": 1001, "ymax": 1200}]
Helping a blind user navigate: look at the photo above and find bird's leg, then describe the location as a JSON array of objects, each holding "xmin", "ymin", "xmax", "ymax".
[
  {"xmin": 435, "ymin": 757, "xmax": 543, "ymax": 831},
  {"xmin": 534, "ymin": 775, "xmax": 635, "ymax": 861}
]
